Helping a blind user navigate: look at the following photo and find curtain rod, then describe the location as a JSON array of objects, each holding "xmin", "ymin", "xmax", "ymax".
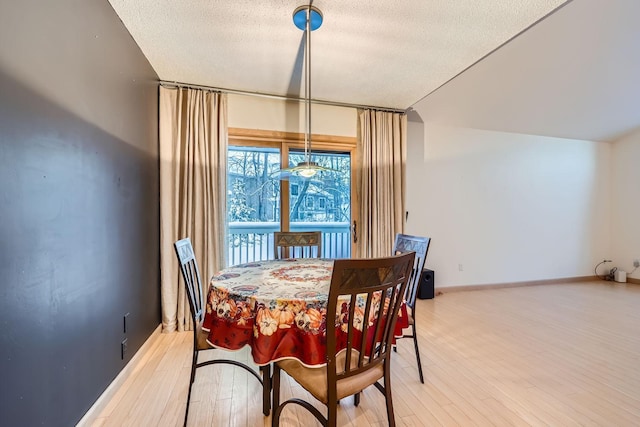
[{"xmin": 158, "ymin": 80, "xmax": 407, "ymax": 114}]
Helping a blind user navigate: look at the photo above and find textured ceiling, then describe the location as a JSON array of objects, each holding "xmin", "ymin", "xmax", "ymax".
[
  {"xmin": 108, "ymin": 0, "xmax": 567, "ymax": 110},
  {"xmin": 412, "ymin": 0, "xmax": 640, "ymax": 142}
]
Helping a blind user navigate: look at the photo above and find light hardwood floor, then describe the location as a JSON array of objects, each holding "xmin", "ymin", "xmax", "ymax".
[{"xmin": 86, "ymin": 281, "xmax": 640, "ymax": 426}]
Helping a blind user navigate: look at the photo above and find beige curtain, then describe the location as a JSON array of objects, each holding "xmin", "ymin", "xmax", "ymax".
[
  {"xmin": 159, "ymin": 86, "xmax": 227, "ymax": 332},
  {"xmin": 355, "ymin": 109, "xmax": 407, "ymax": 258}
]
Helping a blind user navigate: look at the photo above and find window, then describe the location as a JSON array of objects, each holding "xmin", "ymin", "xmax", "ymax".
[{"xmin": 226, "ymin": 129, "xmax": 356, "ymax": 265}]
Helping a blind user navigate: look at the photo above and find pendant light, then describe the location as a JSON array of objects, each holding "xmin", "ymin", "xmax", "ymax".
[{"xmin": 278, "ymin": 4, "xmax": 336, "ymax": 179}]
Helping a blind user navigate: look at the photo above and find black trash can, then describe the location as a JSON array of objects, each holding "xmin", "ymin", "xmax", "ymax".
[{"xmin": 417, "ymin": 269, "xmax": 435, "ymax": 299}]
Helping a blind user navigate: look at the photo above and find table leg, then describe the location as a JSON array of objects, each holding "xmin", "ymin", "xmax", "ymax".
[{"xmin": 261, "ymin": 364, "xmax": 272, "ymax": 416}]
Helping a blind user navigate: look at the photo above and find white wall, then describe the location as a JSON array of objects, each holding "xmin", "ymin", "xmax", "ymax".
[
  {"xmin": 405, "ymin": 122, "xmax": 611, "ymax": 288},
  {"xmin": 611, "ymin": 128, "xmax": 640, "ymax": 280},
  {"xmin": 228, "ymin": 93, "xmax": 357, "ymax": 137}
]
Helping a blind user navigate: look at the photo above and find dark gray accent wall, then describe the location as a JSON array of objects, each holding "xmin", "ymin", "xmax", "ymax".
[{"xmin": 0, "ymin": 1, "xmax": 160, "ymax": 426}]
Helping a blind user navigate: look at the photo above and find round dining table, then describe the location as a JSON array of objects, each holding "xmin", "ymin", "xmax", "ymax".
[{"xmin": 202, "ymin": 258, "xmax": 409, "ymax": 368}]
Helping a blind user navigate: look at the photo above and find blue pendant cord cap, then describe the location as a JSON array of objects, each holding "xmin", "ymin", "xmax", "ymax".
[{"xmin": 293, "ymin": 6, "xmax": 323, "ymax": 31}]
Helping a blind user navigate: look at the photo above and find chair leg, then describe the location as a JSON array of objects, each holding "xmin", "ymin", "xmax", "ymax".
[
  {"xmin": 327, "ymin": 397, "xmax": 337, "ymax": 427},
  {"xmin": 411, "ymin": 326, "xmax": 425, "ymax": 384},
  {"xmin": 190, "ymin": 350, "xmax": 198, "ymax": 384},
  {"xmin": 354, "ymin": 392, "xmax": 360, "ymax": 407},
  {"xmin": 271, "ymin": 365, "xmax": 281, "ymax": 427},
  {"xmin": 184, "ymin": 352, "xmax": 197, "ymax": 427},
  {"xmin": 383, "ymin": 363, "xmax": 396, "ymax": 427},
  {"xmin": 183, "ymin": 381, "xmax": 193, "ymax": 427},
  {"xmin": 261, "ymin": 364, "xmax": 271, "ymax": 416}
]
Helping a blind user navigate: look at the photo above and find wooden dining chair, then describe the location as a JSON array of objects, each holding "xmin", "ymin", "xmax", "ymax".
[
  {"xmin": 173, "ymin": 238, "xmax": 267, "ymax": 426},
  {"xmin": 271, "ymin": 252, "xmax": 415, "ymax": 427},
  {"xmin": 273, "ymin": 231, "xmax": 322, "ymax": 259},
  {"xmin": 392, "ymin": 233, "xmax": 431, "ymax": 383}
]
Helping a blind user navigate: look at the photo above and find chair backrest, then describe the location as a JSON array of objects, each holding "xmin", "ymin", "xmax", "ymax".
[
  {"xmin": 174, "ymin": 237, "xmax": 204, "ymax": 324},
  {"xmin": 273, "ymin": 231, "xmax": 322, "ymax": 259},
  {"xmin": 326, "ymin": 252, "xmax": 415, "ymax": 390},
  {"xmin": 392, "ymin": 233, "xmax": 431, "ymax": 309}
]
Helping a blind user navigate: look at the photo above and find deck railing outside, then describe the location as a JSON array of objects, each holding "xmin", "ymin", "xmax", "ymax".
[{"xmin": 227, "ymin": 221, "xmax": 351, "ymax": 266}]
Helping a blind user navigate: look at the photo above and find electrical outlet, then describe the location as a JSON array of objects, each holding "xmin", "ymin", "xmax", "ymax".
[
  {"xmin": 123, "ymin": 312, "xmax": 130, "ymax": 334},
  {"xmin": 634, "ymin": 259, "xmax": 640, "ymax": 268},
  {"xmin": 121, "ymin": 338, "xmax": 128, "ymax": 360}
]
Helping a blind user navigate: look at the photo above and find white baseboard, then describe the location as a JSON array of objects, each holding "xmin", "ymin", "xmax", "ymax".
[
  {"xmin": 76, "ymin": 324, "xmax": 163, "ymax": 426},
  {"xmin": 435, "ymin": 275, "xmax": 599, "ymax": 294}
]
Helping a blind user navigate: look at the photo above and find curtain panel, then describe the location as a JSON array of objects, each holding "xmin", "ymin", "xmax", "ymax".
[
  {"xmin": 355, "ymin": 109, "xmax": 407, "ymax": 258},
  {"xmin": 159, "ymin": 86, "xmax": 228, "ymax": 332}
]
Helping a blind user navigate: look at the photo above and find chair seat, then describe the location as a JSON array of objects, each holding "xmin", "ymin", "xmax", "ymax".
[
  {"xmin": 195, "ymin": 322, "xmax": 213, "ymax": 351},
  {"xmin": 277, "ymin": 352, "xmax": 384, "ymax": 404}
]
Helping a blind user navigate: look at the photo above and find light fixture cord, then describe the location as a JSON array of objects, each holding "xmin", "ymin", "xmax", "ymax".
[{"xmin": 305, "ymin": 5, "xmax": 311, "ymax": 164}]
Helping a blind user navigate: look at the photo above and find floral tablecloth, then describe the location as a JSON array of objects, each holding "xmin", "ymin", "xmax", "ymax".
[{"xmin": 202, "ymin": 258, "xmax": 408, "ymax": 367}]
